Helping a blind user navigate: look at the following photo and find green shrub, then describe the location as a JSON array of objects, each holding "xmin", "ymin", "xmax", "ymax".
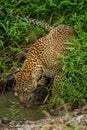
[
  {"xmin": 50, "ymin": 35, "xmax": 87, "ymax": 108},
  {"xmin": 62, "ymin": 35, "xmax": 87, "ymax": 102}
]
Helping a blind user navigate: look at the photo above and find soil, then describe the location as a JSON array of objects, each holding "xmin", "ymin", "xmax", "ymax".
[{"xmin": 0, "ymin": 105, "xmax": 87, "ymax": 130}]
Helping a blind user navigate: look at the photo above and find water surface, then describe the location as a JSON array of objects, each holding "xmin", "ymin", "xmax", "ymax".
[{"xmin": 0, "ymin": 92, "xmax": 45, "ymax": 121}]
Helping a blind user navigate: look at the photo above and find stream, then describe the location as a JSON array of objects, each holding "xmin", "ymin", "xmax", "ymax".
[{"xmin": 0, "ymin": 92, "xmax": 45, "ymax": 121}]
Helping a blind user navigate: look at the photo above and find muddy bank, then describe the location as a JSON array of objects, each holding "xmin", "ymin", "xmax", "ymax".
[{"xmin": 0, "ymin": 105, "xmax": 87, "ymax": 130}]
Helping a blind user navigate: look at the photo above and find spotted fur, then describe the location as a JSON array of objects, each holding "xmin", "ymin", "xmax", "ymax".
[{"xmin": 14, "ymin": 25, "xmax": 76, "ymax": 103}]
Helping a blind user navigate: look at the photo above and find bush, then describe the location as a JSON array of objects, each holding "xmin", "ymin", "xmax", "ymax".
[{"xmin": 60, "ymin": 36, "xmax": 87, "ymax": 105}]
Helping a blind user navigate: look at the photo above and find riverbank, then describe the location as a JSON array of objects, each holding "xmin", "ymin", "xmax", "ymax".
[{"xmin": 1, "ymin": 105, "xmax": 87, "ymax": 130}]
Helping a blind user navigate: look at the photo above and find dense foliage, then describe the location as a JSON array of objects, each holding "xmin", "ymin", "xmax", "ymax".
[{"xmin": 0, "ymin": 0, "xmax": 87, "ymax": 106}]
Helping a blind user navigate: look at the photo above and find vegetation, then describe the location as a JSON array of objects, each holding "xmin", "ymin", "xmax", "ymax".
[
  {"xmin": 49, "ymin": 37, "xmax": 87, "ymax": 108},
  {"xmin": 8, "ymin": 99, "xmax": 21, "ymax": 120},
  {"xmin": 0, "ymin": 0, "xmax": 87, "ymax": 107}
]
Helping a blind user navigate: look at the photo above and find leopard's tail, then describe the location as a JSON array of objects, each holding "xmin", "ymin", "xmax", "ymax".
[{"xmin": 28, "ymin": 18, "xmax": 53, "ymax": 31}]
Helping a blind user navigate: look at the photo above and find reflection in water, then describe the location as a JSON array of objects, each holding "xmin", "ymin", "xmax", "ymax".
[{"xmin": 0, "ymin": 92, "xmax": 45, "ymax": 120}]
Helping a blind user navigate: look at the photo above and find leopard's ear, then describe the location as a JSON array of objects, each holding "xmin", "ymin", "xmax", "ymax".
[{"xmin": 14, "ymin": 71, "xmax": 20, "ymax": 80}]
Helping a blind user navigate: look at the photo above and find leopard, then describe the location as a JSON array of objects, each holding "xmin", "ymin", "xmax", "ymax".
[{"xmin": 14, "ymin": 24, "xmax": 76, "ymax": 104}]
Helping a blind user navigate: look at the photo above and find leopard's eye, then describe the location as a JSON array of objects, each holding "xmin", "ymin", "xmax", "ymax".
[{"xmin": 23, "ymin": 91, "xmax": 26, "ymax": 94}]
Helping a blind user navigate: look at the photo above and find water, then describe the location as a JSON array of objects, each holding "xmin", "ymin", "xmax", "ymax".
[{"xmin": 0, "ymin": 92, "xmax": 45, "ymax": 121}]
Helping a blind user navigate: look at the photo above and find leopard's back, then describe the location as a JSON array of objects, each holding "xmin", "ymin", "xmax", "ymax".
[{"xmin": 33, "ymin": 25, "xmax": 76, "ymax": 74}]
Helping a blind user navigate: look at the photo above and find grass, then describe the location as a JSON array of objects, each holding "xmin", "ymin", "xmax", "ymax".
[
  {"xmin": 48, "ymin": 36, "xmax": 87, "ymax": 109},
  {"xmin": 8, "ymin": 99, "xmax": 21, "ymax": 120},
  {"xmin": 0, "ymin": 0, "xmax": 87, "ymax": 107}
]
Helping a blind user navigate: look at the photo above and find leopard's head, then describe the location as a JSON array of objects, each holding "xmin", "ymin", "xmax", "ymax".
[
  {"xmin": 14, "ymin": 71, "xmax": 38, "ymax": 104},
  {"xmin": 14, "ymin": 70, "xmax": 48, "ymax": 103}
]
